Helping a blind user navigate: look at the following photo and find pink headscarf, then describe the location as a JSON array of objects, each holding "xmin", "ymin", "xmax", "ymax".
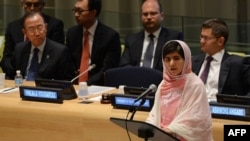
[
  {"xmin": 161, "ymin": 40, "xmax": 192, "ymax": 94},
  {"xmin": 147, "ymin": 40, "xmax": 213, "ymax": 141}
]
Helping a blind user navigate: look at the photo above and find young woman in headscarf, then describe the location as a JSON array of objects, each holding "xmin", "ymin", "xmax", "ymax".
[{"xmin": 146, "ymin": 40, "xmax": 213, "ymax": 141}]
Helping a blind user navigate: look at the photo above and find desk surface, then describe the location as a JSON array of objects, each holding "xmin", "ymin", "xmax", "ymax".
[{"xmin": 0, "ymin": 80, "xmax": 249, "ymax": 141}]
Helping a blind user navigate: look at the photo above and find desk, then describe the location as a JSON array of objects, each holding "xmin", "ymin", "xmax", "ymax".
[{"xmin": 0, "ymin": 80, "xmax": 249, "ymax": 141}]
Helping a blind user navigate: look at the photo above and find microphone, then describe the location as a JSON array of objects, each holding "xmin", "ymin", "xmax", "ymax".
[
  {"xmin": 134, "ymin": 84, "xmax": 157, "ymax": 103},
  {"xmin": 70, "ymin": 64, "xmax": 96, "ymax": 83}
]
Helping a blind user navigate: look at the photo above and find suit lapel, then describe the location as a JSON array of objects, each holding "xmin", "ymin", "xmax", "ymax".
[
  {"xmin": 192, "ymin": 54, "xmax": 205, "ymax": 74},
  {"xmin": 21, "ymin": 43, "xmax": 32, "ymax": 75},
  {"xmin": 153, "ymin": 29, "xmax": 166, "ymax": 68},
  {"xmin": 39, "ymin": 39, "xmax": 52, "ymax": 73},
  {"xmin": 76, "ymin": 26, "xmax": 83, "ymax": 68},
  {"xmin": 91, "ymin": 23, "xmax": 103, "ymax": 60},
  {"xmin": 134, "ymin": 32, "xmax": 144, "ymax": 65},
  {"xmin": 218, "ymin": 53, "xmax": 231, "ymax": 93}
]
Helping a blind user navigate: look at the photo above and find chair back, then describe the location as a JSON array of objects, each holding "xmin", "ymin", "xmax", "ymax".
[{"xmin": 104, "ymin": 66, "xmax": 162, "ymax": 88}]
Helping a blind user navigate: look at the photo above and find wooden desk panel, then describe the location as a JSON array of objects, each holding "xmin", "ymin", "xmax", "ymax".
[
  {"xmin": 0, "ymin": 80, "xmax": 148, "ymax": 141},
  {"xmin": 0, "ymin": 80, "xmax": 249, "ymax": 141}
]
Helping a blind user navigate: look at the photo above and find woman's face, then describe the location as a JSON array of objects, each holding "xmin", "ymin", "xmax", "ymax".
[{"xmin": 163, "ymin": 51, "xmax": 184, "ymax": 76}]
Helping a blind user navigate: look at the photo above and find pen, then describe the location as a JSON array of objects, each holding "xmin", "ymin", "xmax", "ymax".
[{"xmin": 1, "ymin": 87, "xmax": 17, "ymax": 93}]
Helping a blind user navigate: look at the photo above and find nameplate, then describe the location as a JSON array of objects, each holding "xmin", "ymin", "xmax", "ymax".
[
  {"xmin": 210, "ymin": 102, "xmax": 250, "ymax": 121},
  {"xmin": 110, "ymin": 94, "xmax": 154, "ymax": 111},
  {"xmin": 19, "ymin": 86, "xmax": 63, "ymax": 104}
]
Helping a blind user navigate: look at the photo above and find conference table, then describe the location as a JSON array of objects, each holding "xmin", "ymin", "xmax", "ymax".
[{"xmin": 0, "ymin": 80, "xmax": 249, "ymax": 141}]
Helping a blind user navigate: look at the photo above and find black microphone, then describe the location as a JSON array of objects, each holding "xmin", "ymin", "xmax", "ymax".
[
  {"xmin": 70, "ymin": 64, "xmax": 96, "ymax": 83},
  {"xmin": 134, "ymin": 84, "xmax": 157, "ymax": 103}
]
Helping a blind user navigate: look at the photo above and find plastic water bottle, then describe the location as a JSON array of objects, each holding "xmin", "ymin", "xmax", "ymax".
[
  {"xmin": 78, "ymin": 82, "xmax": 89, "ymax": 100},
  {"xmin": 15, "ymin": 70, "xmax": 23, "ymax": 87}
]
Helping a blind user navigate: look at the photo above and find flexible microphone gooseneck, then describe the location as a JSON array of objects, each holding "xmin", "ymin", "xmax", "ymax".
[
  {"xmin": 134, "ymin": 84, "xmax": 157, "ymax": 103},
  {"xmin": 70, "ymin": 64, "xmax": 96, "ymax": 83},
  {"xmin": 129, "ymin": 84, "xmax": 157, "ymax": 120}
]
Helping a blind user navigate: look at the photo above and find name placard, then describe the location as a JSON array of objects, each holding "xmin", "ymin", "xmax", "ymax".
[
  {"xmin": 110, "ymin": 94, "xmax": 154, "ymax": 111},
  {"xmin": 209, "ymin": 102, "xmax": 250, "ymax": 121},
  {"xmin": 19, "ymin": 86, "xmax": 63, "ymax": 103}
]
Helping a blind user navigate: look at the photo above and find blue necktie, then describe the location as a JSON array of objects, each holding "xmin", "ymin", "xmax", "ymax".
[
  {"xmin": 143, "ymin": 34, "xmax": 155, "ymax": 67},
  {"xmin": 26, "ymin": 48, "xmax": 39, "ymax": 81},
  {"xmin": 200, "ymin": 56, "xmax": 213, "ymax": 84}
]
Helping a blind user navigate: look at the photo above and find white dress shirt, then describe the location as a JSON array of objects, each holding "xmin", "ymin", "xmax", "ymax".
[
  {"xmin": 199, "ymin": 49, "xmax": 225, "ymax": 102},
  {"xmin": 140, "ymin": 28, "xmax": 161, "ymax": 68}
]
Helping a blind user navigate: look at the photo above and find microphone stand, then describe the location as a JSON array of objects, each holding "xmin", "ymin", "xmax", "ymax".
[
  {"xmin": 129, "ymin": 98, "xmax": 146, "ymax": 120},
  {"xmin": 130, "ymin": 98, "xmax": 154, "ymax": 141}
]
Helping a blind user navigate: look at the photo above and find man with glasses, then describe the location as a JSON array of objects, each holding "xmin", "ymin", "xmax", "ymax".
[
  {"xmin": 192, "ymin": 18, "xmax": 250, "ymax": 101},
  {"xmin": 66, "ymin": 0, "xmax": 121, "ymax": 85},
  {"xmin": 119, "ymin": 0, "xmax": 183, "ymax": 72},
  {"xmin": 8, "ymin": 11, "xmax": 74, "ymax": 81},
  {"xmin": 1, "ymin": 0, "xmax": 65, "ymax": 77}
]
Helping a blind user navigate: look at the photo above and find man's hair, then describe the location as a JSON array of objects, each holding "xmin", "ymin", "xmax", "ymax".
[
  {"xmin": 88, "ymin": 0, "xmax": 102, "ymax": 17},
  {"xmin": 141, "ymin": 0, "xmax": 163, "ymax": 13},
  {"xmin": 21, "ymin": 11, "xmax": 45, "ymax": 28},
  {"xmin": 202, "ymin": 18, "xmax": 229, "ymax": 44}
]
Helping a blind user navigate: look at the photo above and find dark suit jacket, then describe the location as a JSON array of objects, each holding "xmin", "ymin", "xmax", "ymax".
[
  {"xmin": 66, "ymin": 22, "xmax": 121, "ymax": 85},
  {"xmin": 119, "ymin": 27, "xmax": 183, "ymax": 72},
  {"xmin": 192, "ymin": 52, "xmax": 250, "ymax": 96},
  {"xmin": 9, "ymin": 39, "xmax": 75, "ymax": 81},
  {"xmin": 1, "ymin": 13, "xmax": 65, "ymax": 74}
]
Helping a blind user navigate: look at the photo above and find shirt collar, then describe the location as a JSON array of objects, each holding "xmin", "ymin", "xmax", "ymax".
[
  {"xmin": 83, "ymin": 20, "xmax": 98, "ymax": 36},
  {"xmin": 205, "ymin": 49, "xmax": 225, "ymax": 62},
  {"xmin": 144, "ymin": 27, "xmax": 161, "ymax": 39},
  {"xmin": 31, "ymin": 38, "xmax": 46, "ymax": 53}
]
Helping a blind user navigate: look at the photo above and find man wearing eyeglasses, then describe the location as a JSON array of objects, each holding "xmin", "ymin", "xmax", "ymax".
[
  {"xmin": 1, "ymin": 0, "xmax": 65, "ymax": 78},
  {"xmin": 8, "ymin": 12, "xmax": 74, "ymax": 81},
  {"xmin": 66, "ymin": 0, "xmax": 121, "ymax": 85},
  {"xmin": 119, "ymin": 0, "xmax": 183, "ymax": 72},
  {"xmin": 192, "ymin": 18, "xmax": 250, "ymax": 102}
]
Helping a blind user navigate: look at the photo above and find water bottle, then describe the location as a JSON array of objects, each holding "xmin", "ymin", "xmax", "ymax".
[
  {"xmin": 15, "ymin": 70, "xmax": 23, "ymax": 87},
  {"xmin": 78, "ymin": 82, "xmax": 89, "ymax": 100}
]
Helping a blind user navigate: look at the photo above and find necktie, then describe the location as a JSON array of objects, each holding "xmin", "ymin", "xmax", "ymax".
[
  {"xmin": 143, "ymin": 34, "xmax": 155, "ymax": 67},
  {"xmin": 79, "ymin": 30, "xmax": 90, "ymax": 83},
  {"xmin": 200, "ymin": 56, "xmax": 213, "ymax": 84},
  {"xmin": 27, "ymin": 48, "xmax": 39, "ymax": 81}
]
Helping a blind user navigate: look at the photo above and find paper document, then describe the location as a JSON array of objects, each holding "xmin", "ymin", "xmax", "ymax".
[
  {"xmin": 87, "ymin": 85, "xmax": 115, "ymax": 95},
  {"xmin": 88, "ymin": 96, "xmax": 102, "ymax": 102}
]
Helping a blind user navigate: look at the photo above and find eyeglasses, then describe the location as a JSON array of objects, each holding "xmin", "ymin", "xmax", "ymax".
[
  {"xmin": 200, "ymin": 35, "xmax": 217, "ymax": 41},
  {"xmin": 24, "ymin": 2, "xmax": 43, "ymax": 8},
  {"xmin": 142, "ymin": 11, "xmax": 159, "ymax": 17},
  {"xmin": 26, "ymin": 25, "xmax": 45, "ymax": 34},
  {"xmin": 72, "ymin": 8, "xmax": 89, "ymax": 15}
]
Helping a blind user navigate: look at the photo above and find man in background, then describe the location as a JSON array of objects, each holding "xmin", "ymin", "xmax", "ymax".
[
  {"xmin": 192, "ymin": 18, "xmax": 250, "ymax": 102},
  {"xmin": 119, "ymin": 0, "xmax": 183, "ymax": 72},
  {"xmin": 10, "ymin": 11, "xmax": 74, "ymax": 80},
  {"xmin": 1, "ymin": 0, "xmax": 65, "ymax": 77},
  {"xmin": 66, "ymin": 0, "xmax": 121, "ymax": 85}
]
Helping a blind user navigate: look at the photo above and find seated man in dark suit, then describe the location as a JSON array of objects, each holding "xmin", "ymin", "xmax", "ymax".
[
  {"xmin": 66, "ymin": 0, "xmax": 121, "ymax": 85},
  {"xmin": 192, "ymin": 18, "xmax": 250, "ymax": 102},
  {"xmin": 119, "ymin": 0, "xmax": 183, "ymax": 72},
  {"xmin": 1, "ymin": 0, "xmax": 65, "ymax": 77},
  {"xmin": 9, "ymin": 11, "xmax": 74, "ymax": 81}
]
